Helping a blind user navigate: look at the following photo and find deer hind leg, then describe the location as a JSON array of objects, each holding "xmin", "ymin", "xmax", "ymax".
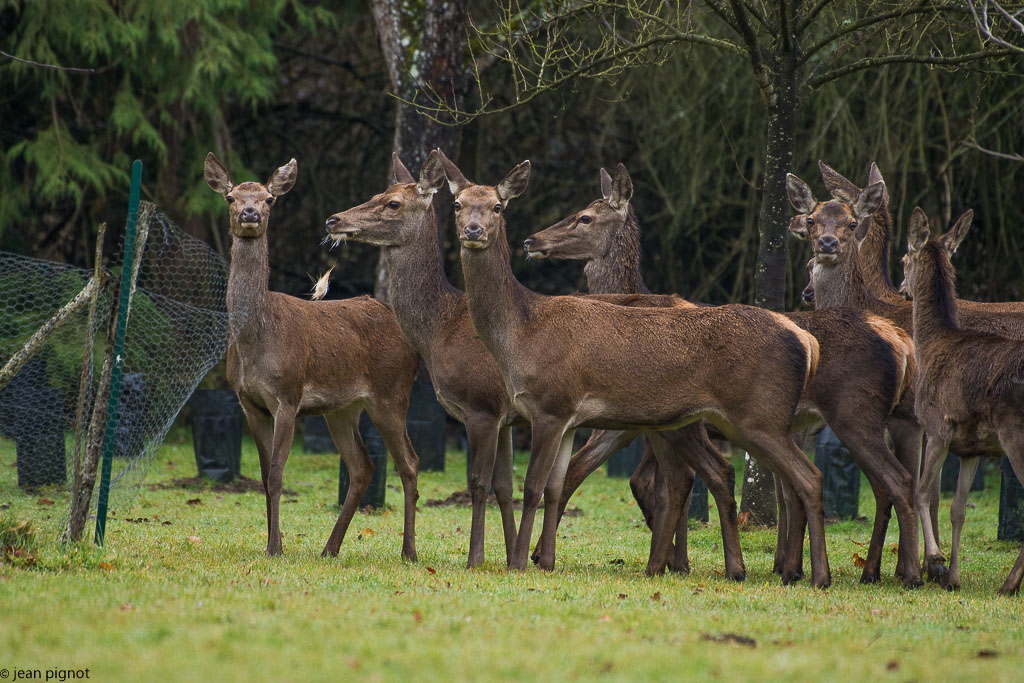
[
  {"xmin": 534, "ymin": 427, "xmax": 577, "ymax": 571},
  {"xmin": 946, "ymin": 456, "xmax": 980, "ymax": 591},
  {"xmin": 773, "ymin": 473, "xmax": 789, "ymax": 575},
  {"xmin": 534, "ymin": 429, "xmax": 639, "ymax": 564},
  {"xmin": 368, "ymin": 404, "xmax": 420, "ymax": 562},
  {"xmin": 321, "ymin": 408, "xmax": 373, "ymax": 558},
  {"xmin": 916, "ymin": 436, "xmax": 950, "ymax": 582},
  {"xmin": 996, "ymin": 412, "xmax": 1024, "ymax": 594},
  {"xmin": 493, "ymin": 425, "xmax": 518, "ymax": 565},
  {"xmin": 888, "ymin": 416, "xmax": 924, "ymax": 579},
  {"xmin": 510, "ymin": 416, "xmax": 572, "ymax": 571},
  {"xmin": 780, "ymin": 479, "xmax": 807, "ymax": 584},
  {"xmin": 463, "ymin": 415, "xmax": 501, "ymax": 568}
]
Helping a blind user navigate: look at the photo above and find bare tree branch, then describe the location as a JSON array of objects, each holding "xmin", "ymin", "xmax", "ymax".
[
  {"xmin": 967, "ymin": 0, "xmax": 1024, "ymax": 52},
  {"xmin": 0, "ymin": 49, "xmax": 107, "ymax": 74},
  {"xmin": 807, "ymin": 47, "xmax": 1017, "ymax": 87}
]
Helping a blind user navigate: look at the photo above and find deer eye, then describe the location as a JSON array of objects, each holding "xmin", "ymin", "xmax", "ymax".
[
  {"xmin": 805, "ymin": 216, "xmax": 813, "ymax": 225},
  {"xmin": 849, "ymin": 220, "xmax": 858, "ymax": 230},
  {"xmin": 266, "ymin": 197, "xmax": 274, "ymax": 205},
  {"xmin": 225, "ymin": 196, "xmax": 235, "ymax": 204},
  {"xmin": 387, "ymin": 201, "xmax": 401, "ymax": 210},
  {"xmin": 453, "ymin": 201, "xmax": 462, "ymax": 211},
  {"xmin": 579, "ymin": 215, "xmax": 592, "ymax": 224},
  {"xmin": 493, "ymin": 204, "xmax": 502, "ymax": 214}
]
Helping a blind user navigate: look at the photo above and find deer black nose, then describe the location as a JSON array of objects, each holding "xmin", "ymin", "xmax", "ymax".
[
  {"xmin": 817, "ymin": 234, "xmax": 838, "ymax": 254},
  {"xmin": 325, "ymin": 216, "xmax": 339, "ymax": 229},
  {"xmin": 802, "ymin": 281, "xmax": 815, "ymax": 304},
  {"xmin": 464, "ymin": 224, "xmax": 483, "ymax": 240},
  {"xmin": 523, "ymin": 237, "xmax": 534, "ymax": 250},
  {"xmin": 240, "ymin": 207, "xmax": 260, "ymax": 224}
]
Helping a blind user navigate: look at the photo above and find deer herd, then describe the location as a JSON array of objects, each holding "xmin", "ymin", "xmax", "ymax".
[{"xmin": 203, "ymin": 149, "xmax": 1024, "ymax": 595}]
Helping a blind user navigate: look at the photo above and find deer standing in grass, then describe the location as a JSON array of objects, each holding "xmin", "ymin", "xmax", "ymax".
[
  {"xmin": 789, "ymin": 171, "xmax": 1024, "ymax": 588},
  {"xmin": 907, "ymin": 228, "xmax": 1024, "ymax": 594},
  {"xmin": 527, "ymin": 165, "xmax": 919, "ymax": 585},
  {"xmin": 204, "ymin": 153, "xmax": 421, "ymax": 560},
  {"xmin": 323, "ymin": 152, "xmax": 523, "ymax": 568},
  {"xmin": 439, "ymin": 151, "xmax": 832, "ymax": 587}
]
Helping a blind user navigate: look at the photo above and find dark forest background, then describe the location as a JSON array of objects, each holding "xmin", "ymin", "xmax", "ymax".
[{"xmin": 2, "ymin": 0, "xmax": 1023, "ymax": 309}]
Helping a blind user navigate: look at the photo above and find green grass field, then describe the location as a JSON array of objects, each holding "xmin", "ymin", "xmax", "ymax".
[{"xmin": 2, "ymin": 429, "xmax": 1023, "ymax": 681}]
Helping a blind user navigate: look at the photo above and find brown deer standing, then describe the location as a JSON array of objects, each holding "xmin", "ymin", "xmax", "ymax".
[
  {"xmin": 788, "ymin": 172, "xmax": 1024, "ymax": 587},
  {"xmin": 438, "ymin": 151, "xmax": 833, "ymax": 587},
  {"xmin": 323, "ymin": 152, "xmax": 523, "ymax": 568},
  {"xmin": 908, "ymin": 231, "xmax": 1024, "ymax": 595},
  {"xmin": 526, "ymin": 164, "xmax": 920, "ymax": 586},
  {"xmin": 204, "ymin": 153, "xmax": 421, "ymax": 560},
  {"xmin": 324, "ymin": 152, "xmax": 724, "ymax": 577}
]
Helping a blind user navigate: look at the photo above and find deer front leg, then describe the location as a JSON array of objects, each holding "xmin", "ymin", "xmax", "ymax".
[
  {"xmin": 464, "ymin": 415, "xmax": 501, "ymax": 568},
  {"xmin": 266, "ymin": 405, "xmax": 298, "ymax": 556},
  {"xmin": 493, "ymin": 425, "xmax": 518, "ymax": 565},
  {"xmin": 510, "ymin": 417, "xmax": 571, "ymax": 570},
  {"xmin": 533, "ymin": 429, "xmax": 638, "ymax": 564},
  {"xmin": 917, "ymin": 436, "xmax": 950, "ymax": 582},
  {"xmin": 773, "ymin": 473, "xmax": 789, "ymax": 575},
  {"xmin": 240, "ymin": 401, "xmax": 275, "ymax": 555},
  {"xmin": 534, "ymin": 427, "xmax": 577, "ymax": 571},
  {"xmin": 946, "ymin": 456, "xmax": 980, "ymax": 591},
  {"xmin": 322, "ymin": 409, "xmax": 373, "ymax": 557}
]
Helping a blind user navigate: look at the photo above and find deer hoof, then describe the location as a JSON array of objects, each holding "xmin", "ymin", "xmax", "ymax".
[{"xmin": 859, "ymin": 571, "xmax": 881, "ymax": 584}]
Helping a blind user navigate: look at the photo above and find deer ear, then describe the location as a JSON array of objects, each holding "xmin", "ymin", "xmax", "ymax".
[
  {"xmin": 866, "ymin": 161, "xmax": 890, "ymax": 205},
  {"xmin": 436, "ymin": 149, "xmax": 469, "ymax": 196},
  {"xmin": 607, "ymin": 163, "xmax": 633, "ymax": 211},
  {"xmin": 393, "ymin": 153, "xmax": 415, "ymax": 184},
  {"xmin": 599, "ymin": 168, "xmax": 613, "ymax": 199},
  {"xmin": 268, "ymin": 159, "xmax": 298, "ymax": 196},
  {"xmin": 852, "ymin": 181, "xmax": 884, "ymax": 222},
  {"xmin": 942, "ymin": 209, "xmax": 973, "ymax": 255},
  {"xmin": 417, "ymin": 150, "xmax": 446, "ymax": 197},
  {"xmin": 789, "ymin": 214, "xmax": 810, "ymax": 240},
  {"xmin": 818, "ymin": 160, "xmax": 860, "ymax": 203},
  {"xmin": 204, "ymin": 152, "xmax": 233, "ymax": 196},
  {"xmin": 497, "ymin": 160, "xmax": 530, "ymax": 202},
  {"xmin": 786, "ymin": 174, "xmax": 817, "ymax": 214},
  {"xmin": 907, "ymin": 207, "xmax": 930, "ymax": 252}
]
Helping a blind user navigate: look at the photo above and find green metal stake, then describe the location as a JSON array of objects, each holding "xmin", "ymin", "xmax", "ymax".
[{"xmin": 94, "ymin": 159, "xmax": 143, "ymax": 546}]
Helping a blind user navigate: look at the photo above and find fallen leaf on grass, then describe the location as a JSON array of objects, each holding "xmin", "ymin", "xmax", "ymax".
[
  {"xmin": 120, "ymin": 603, "xmax": 134, "ymax": 611},
  {"xmin": 36, "ymin": 498, "xmax": 54, "ymax": 506},
  {"xmin": 890, "ymin": 543, "xmax": 899, "ymax": 555},
  {"xmin": 617, "ymin": 593, "xmax": 627, "ymax": 600},
  {"xmin": 186, "ymin": 498, "xmax": 201, "ymax": 506},
  {"xmin": 853, "ymin": 553, "xmax": 866, "ymax": 567},
  {"xmin": 413, "ymin": 611, "xmax": 423, "ymax": 623},
  {"xmin": 361, "ymin": 528, "xmax": 375, "ymax": 536},
  {"xmin": 886, "ymin": 660, "xmax": 899, "ymax": 671},
  {"xmin": 651, "ymin": 592, "xmax": 662, "ymax": 602},
  {"xmin": 98, "ymin": 561, "xmax": 115, "ymax": 572},
  {"xmin": 870, "ymin": 609, "xmax": 881, "ymax": 616},
  {"xmin": 600, "ymin": 615, "xmax": 612, "ymax": 622},
  {"xmin": 701, "ymin": 633, "xmax": 756, "ymax": 648},
  {"xmin": 187, "ymin": 536, "xmax": 201, "ymax": 545},
  {"xmin": 426, "ymin": 566, "xmax": 436, "ymax": 575},
  {"xmin": 977, "ymin": 650, "xmax": 998, "ymax": 659},
  {"xmin": 161, "ymin": 521, "xmax": 172, "ymax": 526}
]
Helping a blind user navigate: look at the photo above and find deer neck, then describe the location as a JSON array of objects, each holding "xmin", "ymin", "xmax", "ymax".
[
  {"xmin": 382, "ymin": 206, "xmax": 460, "ymax": 351},
  {"xmin": 227, "ymin": 232, "xmax": 271, "ymax": 342},
  {"xmin": 858, "ymin": 208, "xmax": 904, "ymax": 305},
  {"xmin": 583, "ymin": 207, "xmax": 650, "ymax": 295},
  {"xmin": 459, "ymin": 222, "xmax": 535, "ymax": 361},
  {"xmin": 912, "ymin": 243, "xmax": 961, "ymax": 345}
]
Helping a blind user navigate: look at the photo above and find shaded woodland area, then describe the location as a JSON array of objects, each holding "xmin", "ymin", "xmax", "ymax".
[{"xmin": 1, "ymin": 0, "xmax": 1023, "ymax": 309}]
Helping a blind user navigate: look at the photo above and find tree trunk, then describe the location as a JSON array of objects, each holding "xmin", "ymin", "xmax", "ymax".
[
  {"xmin": 369, "ymin": 0, "xmax": 468, "ymax": 302},
  {"xmin": 741, "ymin": 60, "xmax": 800, "ymax": 526}
]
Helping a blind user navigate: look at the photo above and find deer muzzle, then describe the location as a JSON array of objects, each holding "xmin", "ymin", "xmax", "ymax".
[
  {"xmin": 462, "ymin": 224, "xmax": 484, "ymax": 245},
  {"xmin": 324, "ymin": 214, "xmax": 360, "ymax": 243}
]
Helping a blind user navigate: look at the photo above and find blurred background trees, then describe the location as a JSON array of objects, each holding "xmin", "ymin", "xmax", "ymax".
[{"xmin": 1, "ymin": 0, "xmax": 1022, "ymax": 307}]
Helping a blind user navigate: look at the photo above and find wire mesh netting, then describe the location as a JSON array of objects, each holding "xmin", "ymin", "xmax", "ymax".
[{"xmin": 0, "ymin": 203, "xmax": 231, "ymax": 537}]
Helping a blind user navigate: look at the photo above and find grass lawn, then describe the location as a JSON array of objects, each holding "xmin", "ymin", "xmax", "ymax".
[{"xmin": 1, "ymin": 427, "xmax": 1023, "ymax": 681}]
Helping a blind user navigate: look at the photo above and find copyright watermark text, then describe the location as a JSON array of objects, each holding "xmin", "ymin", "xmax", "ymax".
[{"xmin": 0, "ymin": 669, "xmax": 90, "ymax": 681}]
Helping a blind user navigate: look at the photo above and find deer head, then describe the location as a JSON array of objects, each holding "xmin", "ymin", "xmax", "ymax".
[
  {"xmin": 524, "ymin": 164, "xmax": 633, "ymax": 259},
  {"xmin": 324, "ymin": 152, "xmax": 446, "ymax": 246},
  {"xmin": 787, "ymin": 172, "xmax": 885, "ymax": 267},
  {"xmin": 437, "ymin": 150, "xmax": 530, "ymax": 250},
  {"xmin": 898, "ymin": 207, "xmax": 973, "ymax": 298},
  {"xmin": 205, "ymin": 152, "xmax": 297, "ymax": 238}
]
